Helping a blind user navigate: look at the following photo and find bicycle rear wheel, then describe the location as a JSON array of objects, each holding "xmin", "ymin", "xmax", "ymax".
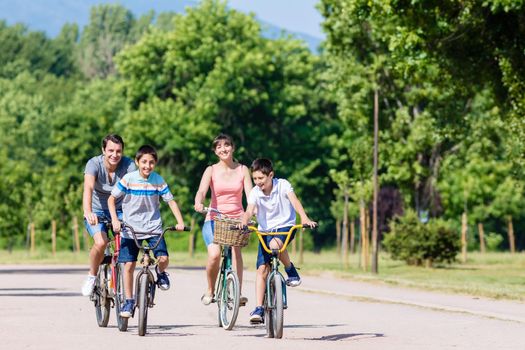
[
  {"xmin": 137, "ymin": 273, "xmax": 150, "ymax": 336},
  {"xmin": 219, "ymin": 271, "xmax": 240, "ymax": 330},
  {"xmin": 271, "ymin": 274, "xmax": 284, "ymax": 339},
  {"xmin": 114, "ymin": 263, "xmax": 128, "ymax": 331},
  {"xmin": 95, "ymin": 264, "xmax": 111, "ymax": 327}
]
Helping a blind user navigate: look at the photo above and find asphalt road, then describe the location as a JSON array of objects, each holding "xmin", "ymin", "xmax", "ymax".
[{"xmin": 1, "ymin": 265, "xmax": 524, "ymax": 350}]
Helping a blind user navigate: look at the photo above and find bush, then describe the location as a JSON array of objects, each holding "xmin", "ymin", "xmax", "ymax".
[
  {"xmin": 383, "ymin": 210, "xmax": 460, "ymax": 267},
  {"xmin": 485, "ymin": 232, "xmax": 503, "ymax": 252}
]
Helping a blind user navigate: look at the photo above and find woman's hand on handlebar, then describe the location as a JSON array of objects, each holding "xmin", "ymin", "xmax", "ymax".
[
  {"xmin": 194, "ymin": 203, "xmax": 204, "ymax": 213},
  {"xmin": 175, "ymin": 223, "xmax": 186, "ymax": 231}
]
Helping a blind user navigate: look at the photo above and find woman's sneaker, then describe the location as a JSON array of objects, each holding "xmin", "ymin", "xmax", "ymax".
[
  {"xmin": 156, "ymin": 267, "xmax": 170, "ymax": 291},
  {"xmin": 285, "ymin": 263, "xmax": 301, "ymax": 287},
  {"xmin": 120, "ymin": 299, "xmax": 134, "ymax": 318},
  {"xmin": 249, "ymin": 306, "xmax": 264, "ymax": 324}
]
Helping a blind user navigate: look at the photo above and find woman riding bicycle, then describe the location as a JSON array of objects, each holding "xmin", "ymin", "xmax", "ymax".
[
  {"xmin": 240, "ymin": 158, "xmax": 316, "ymax": 324},
  {"xmin": 194, "ymin": 134, "xmax": 253, "ymax": 306}
]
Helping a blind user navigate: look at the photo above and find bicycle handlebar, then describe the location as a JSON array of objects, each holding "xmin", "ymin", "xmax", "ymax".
[{"xmin": 231, "ymin": 224, "xmax": 316, "ymax": 254}]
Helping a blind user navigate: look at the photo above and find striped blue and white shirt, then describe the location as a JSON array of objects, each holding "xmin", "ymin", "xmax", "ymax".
[{"xmin": 111, "ymin": 170, "xmax": 174, "ymax": 239}]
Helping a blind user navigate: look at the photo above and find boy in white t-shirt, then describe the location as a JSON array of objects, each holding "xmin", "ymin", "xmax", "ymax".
[{"xmin": 241, "ymin": 158, "xmax": 316, "ymax": 324}]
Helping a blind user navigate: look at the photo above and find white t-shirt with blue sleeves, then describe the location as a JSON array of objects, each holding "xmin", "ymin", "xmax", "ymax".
[
  {"xmin": 248, "ymin": 178, "xmax": 296, "ymax": 231},
  {"xmin": 111, "ymin": 170, "xmax": 174, "ymax": 239}
]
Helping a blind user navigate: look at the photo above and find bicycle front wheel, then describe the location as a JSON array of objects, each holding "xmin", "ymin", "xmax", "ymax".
[
  {"xmin": 114, "ymin": 263, "xmax": 128, "ymax": 332},
  {"xmin": 219, "ymin": 271, "xmax": 240, "ymax": 330},
  {"xmin": 271, "ymin": 274, "xmax": 284, "ymax": 339},
  {"xmin": 95, "ymin": 264, "xmax": 111, "ymax": 327},
  {"xmin": 137, "ymin": 273, "xmax": 150, "ymax": 336}
]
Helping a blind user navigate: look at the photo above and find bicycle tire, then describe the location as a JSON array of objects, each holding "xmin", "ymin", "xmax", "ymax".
[
  {"xmin": 216, "ymin": 270, "xmax": 224, "ymax": 328},
  {"xmin": 95, "ymin": 264, "xmax": 111, "ymax": 327},
  {"xmin": 137, "ymin": 273, "xmax": 149, "ymax": 336},
  {"xmin": 219, "ymin": 271, "xmax": 240, "ymax": 330},
  {"xmin": 265, "ymin": 278, "xmax": 274, "ymax": 338},
  {"xmin": 114, "ymin": 263, "xmax": 128, "ymax": 332},
  {"xmin": 272, "ymin": 274, "xmax": 284, "ymax": 339}
]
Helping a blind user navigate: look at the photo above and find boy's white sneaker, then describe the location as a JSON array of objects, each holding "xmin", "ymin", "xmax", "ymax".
[{"xmin": 81, "ymin": 275, "xmax": 96, "ymax": 296}]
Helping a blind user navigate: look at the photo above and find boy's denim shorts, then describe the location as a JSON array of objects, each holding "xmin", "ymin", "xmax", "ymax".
[
  {"xmin": 256, "ymin": 226, "xmax": 295, "ymax": 268},
  {"xmin": 118, "ymin": 236, "xmax": 169, "ymax": 263},
  {"xmin": 84, "ymin": 210, "xmax": 122, "ymax": 237},
  {"xmin": 202, "ymin": 220, "xmax": 215, "ymax": 247}
]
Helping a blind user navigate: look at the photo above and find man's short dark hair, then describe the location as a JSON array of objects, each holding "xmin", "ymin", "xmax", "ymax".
[
  {"xmin": 135, "ymin": 144, "xmax": 158, "ymax": 162},
  {"xmin": 102, "ymin": 134, "xmax": 124, "ymax": 150},
  {"xmin": 250, "ymin": 158, "xmax": 273, "ymax": 175}
]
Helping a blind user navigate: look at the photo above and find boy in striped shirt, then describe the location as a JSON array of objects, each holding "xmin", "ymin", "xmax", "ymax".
[{"xmin": 108, "ymin": 145, "xmax": 186, "ymax": 318}]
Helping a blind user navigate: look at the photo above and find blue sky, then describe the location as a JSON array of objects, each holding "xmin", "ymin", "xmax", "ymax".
[{"xmin": 227, "ymin": 0, "xmax": 324, "ymax": 39}]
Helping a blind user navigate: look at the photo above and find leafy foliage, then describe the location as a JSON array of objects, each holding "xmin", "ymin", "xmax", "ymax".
[{"xmin": 383, "ymin": 210, "xmax": 460, "ymax": 266}]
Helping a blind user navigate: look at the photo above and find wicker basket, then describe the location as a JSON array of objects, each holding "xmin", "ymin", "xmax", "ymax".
[{"xmin": 213, "ymin": 217, "xmax": 249, "ymax": 247}]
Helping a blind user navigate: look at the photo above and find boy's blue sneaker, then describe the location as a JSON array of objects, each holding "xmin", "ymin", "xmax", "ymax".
[
  {"xmin": 156, "ymin": 267, "xmax": 170, "ymax": 291},
  {"xmin": 120, "ymin": 299, "xmax": 134, "ymax": 318},
  {"xmin": 285, "ymin": 263, "xmax": 301, "ymax": 287},
  {"xmin": 249, "ymin": 306, "xmax": 264, "ymax": 324}
]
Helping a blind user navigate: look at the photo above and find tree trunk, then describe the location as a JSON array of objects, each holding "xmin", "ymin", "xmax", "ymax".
[
  {"xmin": 51, "ymin": 220, "xmax": 57, "ymax": 257},
  {"xmin": 461, "ymin": 212, "xmax": 468, "ymax": 263},
  {"xmin": 30, "ymin": 222, "xmax": 35, "ymax": 254},
  {"xmin": 350, "ymin": 219, "xmax": 355, "ymax": 254},
  {"xmin": 359, "ymin": 200, "xmax": 368, "ymax": 271},
  {"xmin": 336, "ymin": 218, "xmax": 341, "ymax": 255},
  {"xmin": 507, "ymin": 215, "xmax": 516, "ymax": 254},
  {"xmin": 477, "ymin": 222, "xmax": 485, "ymax": 253},
  {"xmin": 371, "ymin": 88, "xmax": 379, "ymax": 274},
  {"xmin": 188, "ymin": 216, "xmax": 196, "ymax": 257},
  {"xmin": 342, "ymin": 190, "xmax": 349, "ymax": 268},
  {"xmin": 73, "ymin": 217, "xmax": 80, "ymax": 253}
]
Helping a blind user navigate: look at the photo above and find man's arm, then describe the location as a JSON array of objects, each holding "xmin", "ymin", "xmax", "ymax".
[{"xmin": 83, "ymin": 174, "xmax": 97, "ymax": 225}]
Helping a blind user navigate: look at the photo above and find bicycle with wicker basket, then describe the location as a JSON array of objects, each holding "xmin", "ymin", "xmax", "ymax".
[{"xmin": 200, "ymin": 207, "xmax": 249, "ymax": 330}]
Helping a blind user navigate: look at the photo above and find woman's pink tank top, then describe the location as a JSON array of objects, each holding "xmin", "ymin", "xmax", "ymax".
[{"xmin": 207, "ymin": 164, "xmax": 245, "ymax": 220}]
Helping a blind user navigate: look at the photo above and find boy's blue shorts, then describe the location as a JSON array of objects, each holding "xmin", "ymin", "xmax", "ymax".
[
  {"xmin": 256, "ymin": 226, "xmax": 295, "ymax": 268},
  {"xmin": 118, "ymin": 236, "xmax": 169, "ymax": 263},
  {"xmin": 84, "ymin": 210, "xmax": 122, "ymax": 237}
]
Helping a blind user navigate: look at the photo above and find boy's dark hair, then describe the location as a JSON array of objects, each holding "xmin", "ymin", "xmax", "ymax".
[
  {"xmin": 251, "ymin": 158, "xmax": 273, "ymax": 175},
  {"xmin": 135, "ymin": 144, "xmax": 158, "ymax": 162},
  {"xmin": 212, "ymin": 133, "xmax": 234, "ymax": 150},
  {"xmin": 102, "ymin": 134, "xmax": 124, "ymax": 150}
]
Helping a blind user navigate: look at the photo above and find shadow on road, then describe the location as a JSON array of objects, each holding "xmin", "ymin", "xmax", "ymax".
[
  {"xmin": 305, "ymin": 332, "xmax": 384, "ymax": 341},
  {"xmin": 0, "ymin": 266, "xmax": 204, "ymax": 275}
]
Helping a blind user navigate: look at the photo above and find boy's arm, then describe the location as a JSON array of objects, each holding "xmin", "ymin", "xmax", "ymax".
[
  {"xmin": 83, "ymin": 174, "xmax": 97, "ymax": 225},
  {"xmin": 168, "ymin": 200, "xmax": 186, "ymax": 231},
  {"xmin": 107, "ymin": 195, "xmax": 121, "ymax": 233},
  {"xmin": 287, "ymin": 191, "xmax": 317, "ymax": 228},
  {"xmin": 241, "ymin": 203, "xmax": 256, "ymax": 227},
  {"xmin": 194, "ymin": 166, "xmax": 212, "ymax": 212}
]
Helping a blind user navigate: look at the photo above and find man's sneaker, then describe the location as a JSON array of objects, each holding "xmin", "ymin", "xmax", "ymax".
[
  {"xmin": 285, "ymin": 263, "xmax": 301, "ymax": 287},
  {"xmin": 249, "ymin": 306, "xmax": 264, "ymax": 324},
  {"xmin": 81, "ymin": 275, "xmax": 96, "ymax": 296},
  {"xmin": 240, "ymin": 295, "xmax": 248, "ymax": 306},
  {"xmin": 201, "ymin": 292, "xmax": 213, "ymax": 305},
  {"xmin": 156, "ymin": 267, "xmax": 170, "ymax": 291},
  {"xmin": 120, "ymin": 299, "xmax": 134, "ymax": 318}
]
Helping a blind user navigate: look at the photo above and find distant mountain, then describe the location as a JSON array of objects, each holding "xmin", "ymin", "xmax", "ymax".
[{"xmin": 0, "ymin": 0, "xmax": 322, "ymax": 52}]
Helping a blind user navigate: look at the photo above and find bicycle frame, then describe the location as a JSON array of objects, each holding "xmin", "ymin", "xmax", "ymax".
[{"xmin": 244, "ymin": 224, "xmax": 309, "ymax": 338}]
